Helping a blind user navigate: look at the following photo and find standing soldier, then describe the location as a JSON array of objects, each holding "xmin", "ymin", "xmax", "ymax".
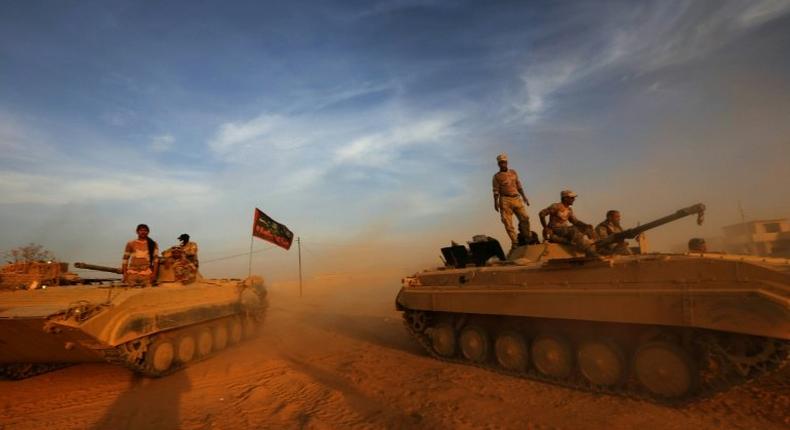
[
  {"xmin": 178, "ymin": 233, "xmax": 199, "ymax": 269},
  {"xmin": 595, "ymin": 210, "xmax": 632, "ymax": 255},
  {"xmin": 538, "ymin": 190, "xmax": 599, "ymax": 257},
  {"xmin": 492, "ymin": 153, "xmax": 531, "ymax": 249},
  {"xmin": 122, "ymin": 224, "xmax": 159, "ymax": 287}
]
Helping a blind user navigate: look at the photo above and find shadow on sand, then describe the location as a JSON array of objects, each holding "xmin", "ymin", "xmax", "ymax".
[{"xmin": 91, "ymin": 370, "xmax": 192, "ymax": 430}]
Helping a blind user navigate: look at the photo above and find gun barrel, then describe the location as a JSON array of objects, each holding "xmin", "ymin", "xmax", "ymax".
[
  {"xmin": 73, "ymin": 262, "xmax": 123, "ymax": 275},
  {"xmin": 594, "ymin": 203, "xmax": 706, "ymax": 248}
]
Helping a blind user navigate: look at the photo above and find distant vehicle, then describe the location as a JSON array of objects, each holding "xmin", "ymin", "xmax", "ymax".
[{"xmin": 396, "ymin": 204, "xmax": 789, "ymax": 402}]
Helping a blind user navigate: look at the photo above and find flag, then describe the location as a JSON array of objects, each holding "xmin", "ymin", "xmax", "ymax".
[{"xmin": 252, "ymin": 208, "xmax": 294, "ymax": 250}]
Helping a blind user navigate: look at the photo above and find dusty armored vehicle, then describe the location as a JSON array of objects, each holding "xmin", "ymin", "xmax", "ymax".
[
  {"xmin": 396, "ymin": 204, "xmax": 790, "ymax": 402},
  {"xmin": 0, "ymin": 247, "xmax": 267, "ymax": 379},
  {"xmin": 0, "ymin": 261, "xmax": 110, "ymax": 290}
]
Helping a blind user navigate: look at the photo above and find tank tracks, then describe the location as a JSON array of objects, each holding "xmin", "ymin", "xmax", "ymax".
[
  {"xmin": 401, "ymin": 310, "xmax": 789, "ymax": 405},
  {"xmin": 101, "ymin": 310, "xmax": 265, "ymax": 377}
]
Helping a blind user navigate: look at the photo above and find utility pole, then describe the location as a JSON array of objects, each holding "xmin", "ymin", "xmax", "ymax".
[{"xmin": 297, "ymin": 236, "xmax": 303, "ymax": 297}]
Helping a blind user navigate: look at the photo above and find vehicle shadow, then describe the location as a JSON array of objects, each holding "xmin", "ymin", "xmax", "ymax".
[{"xmin": 91, "ymin": 370, "xmax": 192, "ymax": 430}]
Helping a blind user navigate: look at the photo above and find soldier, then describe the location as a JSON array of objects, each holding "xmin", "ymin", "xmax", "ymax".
[
  {"xmin": 595, "ymin": 210, "xmax": 632, "ymax": 255},
  {"xmin": 122, "ymin": 224, "xmax": 159, "ymax": 287},
  {"xmin": 492, "ymin": 153, "xmax": 531, "ymax": 249},
  {"xmin": 178, "ymin": 233, "xmax": 199, "ymax": 268},
  {"xmin": 163, "ymin": 246, "xmax": 197, "ymax": 284},
  {"xmin": 538, "ymin": 190, "xmax": 599, "ymax": 257}
]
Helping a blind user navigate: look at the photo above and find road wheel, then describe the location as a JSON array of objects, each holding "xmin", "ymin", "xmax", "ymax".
[
  {"xmin": 176, "ymin": 335, "xmax": 196, "ymax": 363},
  {"xmin": 634, "ymin": 341, "xmax": 697, "ymax": 399},
  {"xmin": 197, "ymin": 329, "xmax": 213, "ymax": 357},
  {"xmin": 431, "ymin": 322, "xmax": 457, "ymax": 357},
  {"xmin": 531, "ymin": 334, "xmax": 573, "ymax": 379},
  {"xmin": 495, "ymin": 331, "xmax": 529, "ymax": 372},
  {"xmin": 577, "ymin": 339, "xmax": 626, "ymax": 386},
  {"xmin": 146, "ymin": 338, "xmax": 175, "ymax": 374},
  {"xmin": 213, "ymin": 323, "xmax": 229, "ymax": 351},
  {"xmin": 229, "ymin": 319, "xmax": 243, "ymax": 344},
  {"xmin": 459, "ymin": 325, "xmax": 490, "ymax": 363}
]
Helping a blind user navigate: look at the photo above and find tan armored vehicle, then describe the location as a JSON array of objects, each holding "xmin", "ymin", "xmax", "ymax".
[
  {"xmin": 396, "ymin": 204, "xmax": 790, "ymax": 401},
  {"xmin": 0, "ymin": 261, "xmax": 102, "ymax": 290},
  {"xmin": 0, "ymin": 247, "xmax": 267, "ymax": 379}
]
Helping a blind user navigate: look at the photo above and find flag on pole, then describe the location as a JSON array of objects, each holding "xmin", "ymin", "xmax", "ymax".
[{"xmin": 252, "ymin": 208, "xmax": 294, "ymax": 250}]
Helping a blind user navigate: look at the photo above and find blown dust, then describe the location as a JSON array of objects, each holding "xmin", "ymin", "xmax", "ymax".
[{"xmin": 0, "ymin": 275, "xmax": 788, "ymax": 430}]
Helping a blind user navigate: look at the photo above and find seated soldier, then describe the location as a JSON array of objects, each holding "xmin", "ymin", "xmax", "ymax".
[
  {"xmin": 595, "ymin": 210, "xmax": 632, "ymax": 255},
  {"xmin": 162, "ymin": 246, "xmax": 197, "ymax": 284},
  {"xmin": 178, "ymin": 233, "xmax": 199, "ymax": 269},
  {"xmin": 538, "ymin": 190, "xmax": 599, "ymax": 257}
]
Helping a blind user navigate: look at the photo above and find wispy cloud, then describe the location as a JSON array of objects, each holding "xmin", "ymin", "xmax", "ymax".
[
  {"xmin": 511, "ymin": 0, "xmax": 790, "ymax": 123},
  {"xmin": 150, "ymin": 133, "xmax": 175, "ymax": 152}
]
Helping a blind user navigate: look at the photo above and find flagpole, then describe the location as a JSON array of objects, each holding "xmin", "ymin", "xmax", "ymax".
[
  {"xmin": 297, "ymin": 236, "xmax": 302, "ymax": 298},
  {"xmin": 248, "ymin": 235, "xmax": 254, "ymax": 277}
]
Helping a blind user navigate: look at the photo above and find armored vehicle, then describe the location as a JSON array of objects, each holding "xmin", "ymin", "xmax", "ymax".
[
  {"xmin": 396, "ymin": 204, "xmax": 790, "ymax": 401},
  {"xmin": 0, "ymin": 261, "xmax": 112, "ymax": 290},
  {"xmin": 0, "ymin": 247, "xmax": 267, "ymax": 379}
]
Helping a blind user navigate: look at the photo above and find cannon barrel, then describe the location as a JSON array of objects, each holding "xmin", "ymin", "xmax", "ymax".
[
  {"xmin": 594, "ymin": 203, "xmax": 706, "ymax": 248},
  {"xmin": 73, "ymin": 262, "xmax": 123, "ymax": 275}
]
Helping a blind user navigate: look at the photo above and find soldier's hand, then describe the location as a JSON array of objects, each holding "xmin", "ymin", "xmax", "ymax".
[
  {"xmin": 494, "ymin": 203, "xmax": 499, "ymax": 212},
  {"xmin": 542, "ymin": 228, "xmax": 552, "ymax": 241}
]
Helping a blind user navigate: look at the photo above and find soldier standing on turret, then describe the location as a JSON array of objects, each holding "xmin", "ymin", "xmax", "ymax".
[
  {"xmin": 538, "ymin": 190, "xmax": 599, "ymax": 257},
  {"xmin": 492, "ymin": 153, "xmax": 531, "ymax": 250},
  {"xmin": 122, "ymin": 224, "xmax": 159, "ymax": 287},
  {"xmin": 595, "ymin": 210, "xmax": 632, "ymax": 255}
]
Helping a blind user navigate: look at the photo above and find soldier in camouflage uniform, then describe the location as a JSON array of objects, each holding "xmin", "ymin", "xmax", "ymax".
[
  {"xmin": 492, "ymin": 153, "xmax": 531, "ymax": 249},
  {"xmin": 178, "ymin": 233, "xmax": 199, "ymax": 269},
  {"xmin": 122, "ymin": 224, "xmax": 159, "ymax": 287},
  {"xmin": 595, "ymin": 210, "xmax": 632, "ymax": 255},
  {"xmin": 162, "ymin": 246, "xmax": 197, "ymax": 284},
  {"xmin": 538, "ymin": 190, "xmax": 599, "ymax": 257}
]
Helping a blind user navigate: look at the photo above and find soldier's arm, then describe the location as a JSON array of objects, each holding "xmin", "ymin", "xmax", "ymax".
[
  {"xmin": 121, "ymin": 242, "xmax": 131, "ymax": 275},
  {"xmin": 513, "ymin": 171, "xmax": 529, "ymax": 205},
  {"xmin": 492, "ymin": 175, "xmax": 500, "ymax": 212},
  {"xmin": 538, "ymin": 206, "xmax": 551, "ymax": 228},
  {"xmin": 594, "ymin": 224, "xmax": 608, "ymax": 239},
  {"xmin": 151, "ymin": 243, "xmax": 160, "ymax": 281}
]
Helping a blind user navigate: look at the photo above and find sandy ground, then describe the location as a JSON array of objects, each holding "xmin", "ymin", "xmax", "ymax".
[{"xmin": 1, "ymin": 281, "xmax": 788, "ymax": 430}]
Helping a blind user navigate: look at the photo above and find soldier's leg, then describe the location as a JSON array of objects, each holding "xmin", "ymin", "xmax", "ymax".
[
  {"xmin": 549, "ymin": 227, "xmax": 574, "ymax": 244},
  {"xmin": 512, "ymin": 200, "xmax": 531, "ymax": 240},
  {"xmin": 500, "ymin": 198, "xmax": 518, "ymax": 245},
  {"xmin": 571, "ymin": 228, "xmax": 600, "ymax": 257}
]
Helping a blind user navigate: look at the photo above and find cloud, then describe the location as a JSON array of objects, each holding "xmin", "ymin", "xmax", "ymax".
[
  {"xmin": 511, "ymin": 0, "xmax": 790, "ymax": 124},
  {"xmin": 333, "ymin": 114, "xmax": 457, "ymax": 165},
  {"xmin": 0, "ymin": 170, "xmax": 213, "ymax": 205},
  {"xmin": 150, "ymin": 133, "xmax": 175, "ymax": 152}
]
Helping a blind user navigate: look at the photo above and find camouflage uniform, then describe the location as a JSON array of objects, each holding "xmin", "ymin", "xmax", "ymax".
[
  {"xmin": 123, "ymin": 239, "xmax": 159, "ymax": 287},
  {"xmin": 181, "ymin": 241, "xmax": 199, "ymax": 268},
  {"xmin": 162, "ymin": 247, "xmax": 198, "ymax": 284},
  {"xmin": 493, "ymin": 156, "xmax": 530, "ymax": 247},
  {"xmin": 595, "ymin": 220, "xmax": 631, "ymax": 255},
  {"xmin": 539, "ymin": 201, "xmax": 595, "ymax": 254}
]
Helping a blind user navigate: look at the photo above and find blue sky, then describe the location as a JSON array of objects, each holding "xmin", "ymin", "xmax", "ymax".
[{"xmin": 1, "ymin": 1, "xmax": 789, "ymax": 280}]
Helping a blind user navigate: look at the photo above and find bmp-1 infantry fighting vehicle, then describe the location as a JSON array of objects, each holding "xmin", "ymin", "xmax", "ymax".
[
  {"xmin": 0, "ymin": 248, "xmax": 267, "ymax": 379},
  {"xmin": 0, "ymin": 261, "xmax": 116, "ymax": 290},
  {"xmin": 396, "ymin": 204, "xmax": 790, "ymax": 402}
]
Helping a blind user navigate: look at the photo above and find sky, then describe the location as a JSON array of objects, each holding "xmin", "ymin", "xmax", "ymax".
[{"xmin": 1, "ymin": 0, "xmax": 789, "ymax": 282}]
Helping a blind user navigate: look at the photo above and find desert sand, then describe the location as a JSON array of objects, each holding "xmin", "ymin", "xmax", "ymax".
[{"xmin": 1, "ymin": 279, "xmax": 788, "ymax": 430}]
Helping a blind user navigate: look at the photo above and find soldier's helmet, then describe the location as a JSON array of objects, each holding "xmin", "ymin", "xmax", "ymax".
[
  {"xmin": 496, "ymin": 153, "xmax": 508, "ymax": 162},
  {"xmin": 561, "ymin": 190, "xmax": 578, "ymax": 198}
]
